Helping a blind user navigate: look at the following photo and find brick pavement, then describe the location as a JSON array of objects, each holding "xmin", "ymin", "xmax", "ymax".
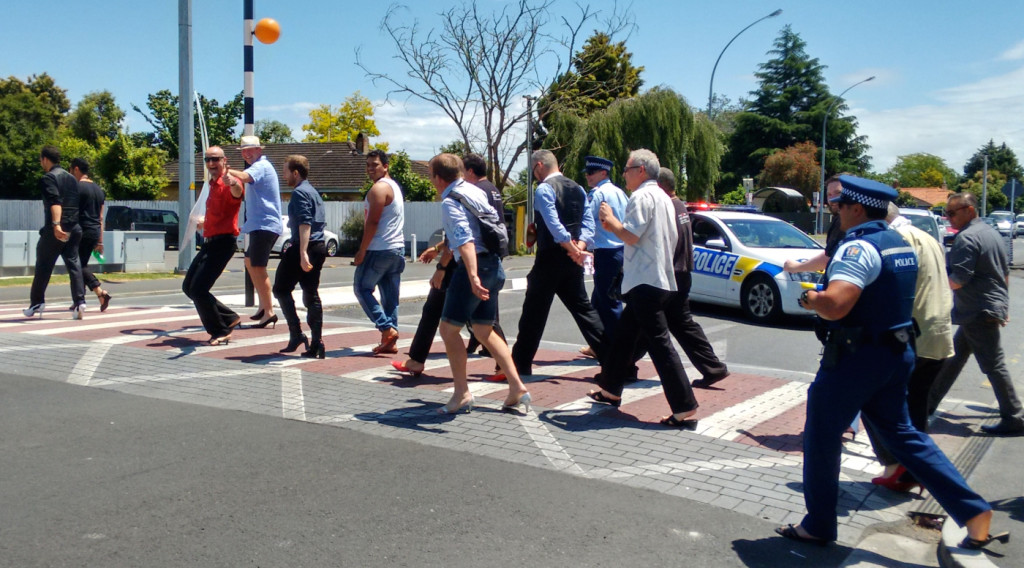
[{"xmin": 0, "ymin": 302, "xmax": 986, "ymax": 546}]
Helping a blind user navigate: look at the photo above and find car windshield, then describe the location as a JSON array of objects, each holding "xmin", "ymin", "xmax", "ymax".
[
  {"xmin": 1017, "ymin": 215, "xmax": 1024, "ymax": 222},
  {"xmin": 906, "ymin": 215, "xmax": 935, "ymax": 234},
  {"xmin": 990, "ymin": 212, "xmax": 1012, "ymax": 222},
  {"xmin": 721, "ymin": 219, "xmax": 821, "ymax": 249}
]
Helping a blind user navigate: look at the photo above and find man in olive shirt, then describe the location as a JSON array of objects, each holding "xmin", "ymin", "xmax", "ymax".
[
  {"xmin": 928, "ymin": 192, "xmax": 1024, "ymax": 435},
  {"xmin": 25, "ymin": 145, "xmax": 86, "ymax": 319}
]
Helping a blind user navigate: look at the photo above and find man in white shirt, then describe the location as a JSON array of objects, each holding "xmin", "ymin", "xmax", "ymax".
[{"xmin": 586, "ymin": 149, "xmax": 699, "ymax": 428}]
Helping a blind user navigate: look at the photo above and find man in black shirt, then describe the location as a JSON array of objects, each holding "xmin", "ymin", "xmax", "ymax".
[
  {"xmin": 24, "ymin": 146, "xmax": 86, "ymax": 319},
  {"xmin": 71, "ymin": 158, "xmax": 112, "ymax": 311}
]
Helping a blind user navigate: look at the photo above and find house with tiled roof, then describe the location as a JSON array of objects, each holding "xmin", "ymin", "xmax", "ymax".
[
  {"xmin": 899, "ymin": 187, "xmax": 954, "ymax": 209},
  {"xmin": 162, "ymin": 135, "xmax": 428, "ymax": 201}
]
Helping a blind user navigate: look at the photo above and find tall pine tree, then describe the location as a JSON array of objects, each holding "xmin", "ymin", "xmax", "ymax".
[{"xmin": 720, "ymin": 26, "xmax": 870, "ymax": 196}]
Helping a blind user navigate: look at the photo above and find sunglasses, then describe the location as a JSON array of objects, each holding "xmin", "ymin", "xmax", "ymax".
[{"xmin": 204, "ymin": 156, "xmax": 223, "ymax": 163}]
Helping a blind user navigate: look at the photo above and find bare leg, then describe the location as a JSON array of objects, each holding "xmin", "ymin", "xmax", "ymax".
[
  {"xmin": 471, "ymin": 323, "xmax": 528, "ymax": 404},
  {"xmin": 440, "ymin": 321, "xmax": 473, "ymax": 409},
  {"xmin": 245, "ymin": 258, "xmax": 275, "ymax": 318},
  {"xmin": 965, "ymin": 510, "xmax": 993, "ymax": 541},
  {"xmin": 401, "ymin": 359, "xmax": 424, "ymax": 373}
]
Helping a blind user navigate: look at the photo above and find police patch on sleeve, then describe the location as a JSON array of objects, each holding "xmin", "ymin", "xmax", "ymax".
[{"xmin": 841, "ymin": 245, "xmax": 863, "ymax": 261}]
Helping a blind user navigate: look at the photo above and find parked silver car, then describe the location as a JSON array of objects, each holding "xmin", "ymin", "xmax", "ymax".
[
  {"xmin": 988, "ymin": 211, "xmax": 1016, "ymax": 238},
  {"xmin": 237, "ymin": 216, "xmax": 340, "ymax": 256}
]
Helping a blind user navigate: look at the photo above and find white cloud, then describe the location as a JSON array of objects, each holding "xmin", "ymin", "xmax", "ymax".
[
  {"xmin": 999, "ymin": 39, "xmax": 1024, "ymax": 61},
  {"xmin": 858, "ymin": 65, "xmax": 1024, "ymax": 172}
]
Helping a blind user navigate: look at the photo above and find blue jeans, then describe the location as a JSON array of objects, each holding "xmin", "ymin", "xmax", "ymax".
[{"xmin": 354, "ymin": 248, "xmax": 405, "ymax": 331}]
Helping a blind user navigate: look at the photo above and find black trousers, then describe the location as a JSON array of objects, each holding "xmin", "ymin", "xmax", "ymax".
[
  {"xmin": 273, "ymin": 240, "xmax": 327, "ymax": 343},
  {"xmin": 31, "ymin": 225, "xmax": 85, "ymax": 307},
  {"xmin": 182, "ymin": 234, "xmax": 239, "ymax": 337},
  {"xmin": 78, "ymin": 230, "xmax": 102, "ymax": 292},
  {"xmin": 597, "ymin": 284, "xmax": 698, "ymax": 414},
  {"xmin": 617, "ymin": 273, "xmax": 728, "ymax": 380},
  {"xmin": 512, "ymin": 250, "xmax": 605, "ymax": 375}
]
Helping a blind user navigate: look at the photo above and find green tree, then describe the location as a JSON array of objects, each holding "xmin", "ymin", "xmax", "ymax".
[
  {"xmin": 360, "ymin": 150, "xmax": 435, "ymax": 202},
  {"xmin": 538, "ymin": 31, "xmax": 644, "ymax": 151},
  {"xmin": 438, "ymin": 139, "xmax": 471, "ymax": 156},
  {"xmin": 94, "ymin": 134, "xmax": 169, "ymax": 200},
  {"xmin": 0, "ymin": 74, "xmax": 70, "ymax": 129},
  {"xmin": 302, "ymin": 91, "xmax": 380, "ymax": 143},
  {"xmin": 254, "ymin": 119, "xmax": 295, "ymax": 143},
  {"xmin": 66, "ymin": 91, "xmax": 125, "ymax": 147},
  {"xmin": 721, "ymin": 26, "xmax": 870, "ymax": 197},
  {"xmin": 959, "ymin": 169, "xmax": 1008, "ymax": 215},
  {"xmin": 963, "ymin": 140, "xmax": 1023, "ymax": 182},
  {"xmin": 131, "ymin": 90, "xmax": 244, "ymax": 159},
  {"xmin": 878, "ymin": 153, "xmax": 958, "ymax": 188},
  {"xmin": 548, "ymin": 88, "xmax": 723, "ymax": 200},
  {"xmin": 757, "ymin": 141, "xmax": 820, "ymax": 197},
  {"xmin": 0, "ymin": 90, "xmax": 58, "ymax": 198}
]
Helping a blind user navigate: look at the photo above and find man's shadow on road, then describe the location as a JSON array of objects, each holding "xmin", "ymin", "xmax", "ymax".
[{"xmin": 732, "ymin": 537, "xmax": 857, "ymax": 567}]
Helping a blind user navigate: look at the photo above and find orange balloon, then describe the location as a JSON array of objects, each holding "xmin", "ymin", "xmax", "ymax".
[{"xmin": 254, "ymin": 18, "xmax": 280, "ymax": 44}]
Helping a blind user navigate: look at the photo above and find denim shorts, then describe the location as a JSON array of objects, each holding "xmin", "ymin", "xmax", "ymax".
[
  {"xmin": 441, "ymin": 254, "xmax": 504, "ymax": 327},
  {"xmin": 244, "ymin": 229, "xmax": 279, "ymax": 267}
]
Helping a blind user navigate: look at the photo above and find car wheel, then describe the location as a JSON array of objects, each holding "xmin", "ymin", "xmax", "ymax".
[
  {"xmin": 280, "ymin": 239, "xmax": 292, "ymax": 256},
  {"xmin": 326, "ymin": 239, "xmax": 338, "ymax": 257},
  {"xmin": 741, "ymin": 273, "xmax": 783, "ymax": 324}
]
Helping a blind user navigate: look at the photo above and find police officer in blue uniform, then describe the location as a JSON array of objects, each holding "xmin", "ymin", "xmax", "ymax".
[{"xmin": 776, "ymin": 175, "xmax": 1005, "ymax": 549}]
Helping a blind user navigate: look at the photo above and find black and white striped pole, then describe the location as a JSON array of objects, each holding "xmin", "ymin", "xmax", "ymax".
[{"xmin": 242, "ymin": 1, "xmax": 279, "ymax": 305}]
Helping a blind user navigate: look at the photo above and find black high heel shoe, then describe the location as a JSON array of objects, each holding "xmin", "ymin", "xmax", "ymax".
[
  {"xmin": 280, "ymin": 334, "xmax": 309, "ymax": 353},
  {"xmin": 251, "ymin": 314, "xmax": 278, "ymax": 329},
  {"xmin": 301, "ymin": 341, "xmax": 326, "ymax": 359},
  {"xmin": 249, "ymin": 308, "xmax": 265, "ymax": 321}
]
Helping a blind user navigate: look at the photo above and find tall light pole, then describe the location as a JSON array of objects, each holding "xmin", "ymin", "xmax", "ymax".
[
  {"xmin": 705, "ymin": 8, "xmax": 782, "ymax": 201},
  {"xmin": 817, "ymin": 75, "xmax": 874, "ymax": 234},
  {"xmin": 176, "ymin": 0, "xmax": 195, "ymax": 272}
]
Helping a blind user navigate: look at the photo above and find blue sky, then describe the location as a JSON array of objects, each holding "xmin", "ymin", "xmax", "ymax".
[{"xmin": 3, "ymin": 0, "xmax": 1023, "ymax": 175}]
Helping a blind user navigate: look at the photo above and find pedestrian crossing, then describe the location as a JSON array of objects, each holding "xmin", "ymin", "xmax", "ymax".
[{"xmin": 0, "ymin": 301, "xmax": 896, "ymax": 475}]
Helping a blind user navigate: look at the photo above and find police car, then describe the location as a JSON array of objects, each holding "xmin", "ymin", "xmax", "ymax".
[{"xmin": 689, "ymin": 211, "xmax": 823, "ymax": 324}]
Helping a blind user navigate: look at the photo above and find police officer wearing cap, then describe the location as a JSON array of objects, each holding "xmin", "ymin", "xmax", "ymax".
[
  {"xmin": 777, "ymin": 175, "xmax": 1002, "ymax": 548},
  {"xmin": 580, "ymin": 156, "xmax": 628, "ymax": 352}
]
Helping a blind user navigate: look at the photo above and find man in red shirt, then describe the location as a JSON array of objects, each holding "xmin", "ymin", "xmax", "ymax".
[{"xmin": 182, "ymin": 146, "xmax": 245, "ymax": 345}]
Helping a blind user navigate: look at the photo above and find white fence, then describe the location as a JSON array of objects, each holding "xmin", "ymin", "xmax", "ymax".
[{"xmin": 1, "ymin": 200, "xmax": 444, "ymax": 250}]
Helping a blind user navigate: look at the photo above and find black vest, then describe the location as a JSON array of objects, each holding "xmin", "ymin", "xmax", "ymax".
[{"xmin": 535, "ymin": 175, "xmax": 586, "ymax": 254}]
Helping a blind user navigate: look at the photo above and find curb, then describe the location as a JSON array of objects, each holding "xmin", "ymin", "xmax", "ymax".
[{"xmin": 939, "ymin": 520, "xmax": 998, "ymax": 568}]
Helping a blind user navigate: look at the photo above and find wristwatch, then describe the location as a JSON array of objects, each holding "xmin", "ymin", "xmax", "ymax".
[
  {"xmin": 799, "ymin": 289, "xmax": 811, "ymax": 306},
  {"xmin": 52, "ymin": 221, "xmax": 60, "ymax": 226},
  {"xmin": 435, "ymin": 263, "xmax": 445, "ymax": 271}
]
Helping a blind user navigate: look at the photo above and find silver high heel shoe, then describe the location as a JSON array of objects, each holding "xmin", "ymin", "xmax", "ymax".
[
  {"xmin": 23, "ymin": 303, "xmax": 45, "ymax": 318},
  {"xmin": 438, "ymin": 394, "xmax": 475, "ymax": 415},
  {"xmin": 502, "ymin": 392, "xmax": 532, "ymax": 413}
]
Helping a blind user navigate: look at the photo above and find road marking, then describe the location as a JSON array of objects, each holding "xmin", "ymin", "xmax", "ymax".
[
  {"xmin": 28, "ymin": 314, "xmax": 199, "ymax": 335},
  {"xmin": 89, "ymin": 368, "xmax": 280, "ymax": 387},
  {"xmin": 281, "ymin": 368, "xmax": 306, "ymax": 421},
  {"xmin": 67, "ymin": 343, "xmax": 112, "ymax": 386},
  {"xmin": 516, "ymin": 411, "xmax": 588, "ymax": 476},
  {"xmin": 696, "ymin": 381, "xmax": 809, "ymax": 441},
  {"xmin": 0, "ymin": 306, "xmax": 181, "ymax": 329}
]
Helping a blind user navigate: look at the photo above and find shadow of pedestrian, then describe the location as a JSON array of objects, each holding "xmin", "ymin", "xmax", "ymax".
[
  {"xmin": 354, "ymin": 399, "xmax": 502, "ymax": 434},
  {"xmin": 732, "ymin": 536, "xmax": 855, "ymax": 567},
  {"xmin": 536, "ymin": 408, "xmax": 660, "ymax": 433}
]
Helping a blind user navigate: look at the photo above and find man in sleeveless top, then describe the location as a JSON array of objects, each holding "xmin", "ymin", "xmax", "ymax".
[
  {"xmin": 70, "ymin": 158, "xmax": 113, "ymax": 311},
  {"xmin": 511, "ymin": 149, "xmax": 605, "ymax": 376},
  {"xmin": 355, "ymin": 149, "xmax": 406, "ymax": 354}
]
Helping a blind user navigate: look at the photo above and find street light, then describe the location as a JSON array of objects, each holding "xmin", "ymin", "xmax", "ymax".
[
  {"xmin": 817, "ymin": 75, "xmax": 875, "ymax": 233},
  {"xmin": 705, "ymin": 8, "xmax": 782, "ymax": 201}
]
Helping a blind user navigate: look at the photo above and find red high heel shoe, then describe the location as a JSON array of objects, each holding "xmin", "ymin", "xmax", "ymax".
[
  {"xmin": 871, "ymin": 465, "xmax": 907, "ymax": 486},
  {"xmin": 390, "ymin": 361, "xmax": 422, "ymax": 377}
]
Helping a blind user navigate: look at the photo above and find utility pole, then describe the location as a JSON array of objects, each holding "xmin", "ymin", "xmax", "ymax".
[
  {"xmin": 176, "ymin": 0, "xmax": 195, "ymax": 273},
  {"xmin": 982, "ymin": 154, "xmax": 989, "ymax": 216}
]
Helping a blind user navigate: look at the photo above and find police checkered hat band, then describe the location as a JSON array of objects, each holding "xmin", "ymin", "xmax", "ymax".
[
  {"xmin": 831, "ymin": 175, "xmax": 897, "ymax": 208},
  {"xmin": 582, "ymin": 156, "xmax": 613, "ymax": 173}
]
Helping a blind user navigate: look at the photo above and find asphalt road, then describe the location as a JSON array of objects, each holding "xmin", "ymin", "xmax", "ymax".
[{"xmin": 0, "ymin": 372, "xmax": 859, "ymax": 568}]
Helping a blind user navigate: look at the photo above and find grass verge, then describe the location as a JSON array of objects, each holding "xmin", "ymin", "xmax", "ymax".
[{"xmin": 0, "ymin": 272, "xmax": 182, "ymax": 288}]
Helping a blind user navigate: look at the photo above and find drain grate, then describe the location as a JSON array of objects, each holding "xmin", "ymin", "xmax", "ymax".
[{"xmin": 908, "ymin": 417, "xmax": 998, "ymax": 519}]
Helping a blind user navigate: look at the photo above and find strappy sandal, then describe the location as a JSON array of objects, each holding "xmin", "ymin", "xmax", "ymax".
[
  {"xmin": 586, "ymin": 390, "xmax": 621, "ymax": 408},
  {"xmin": 660, "ymin": 414, "xmax": 699, "ymax": 430},
  {"xmin": 958, "ymin": 532, "xmax": 1010, "ymax": 550},
  {"xmin": 208, "ymin": 335, "xmax": 232, "ymax": 346},
  {"xmin": 775, "ymin": 524, "xmax": 829, "ymax": 547}
]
